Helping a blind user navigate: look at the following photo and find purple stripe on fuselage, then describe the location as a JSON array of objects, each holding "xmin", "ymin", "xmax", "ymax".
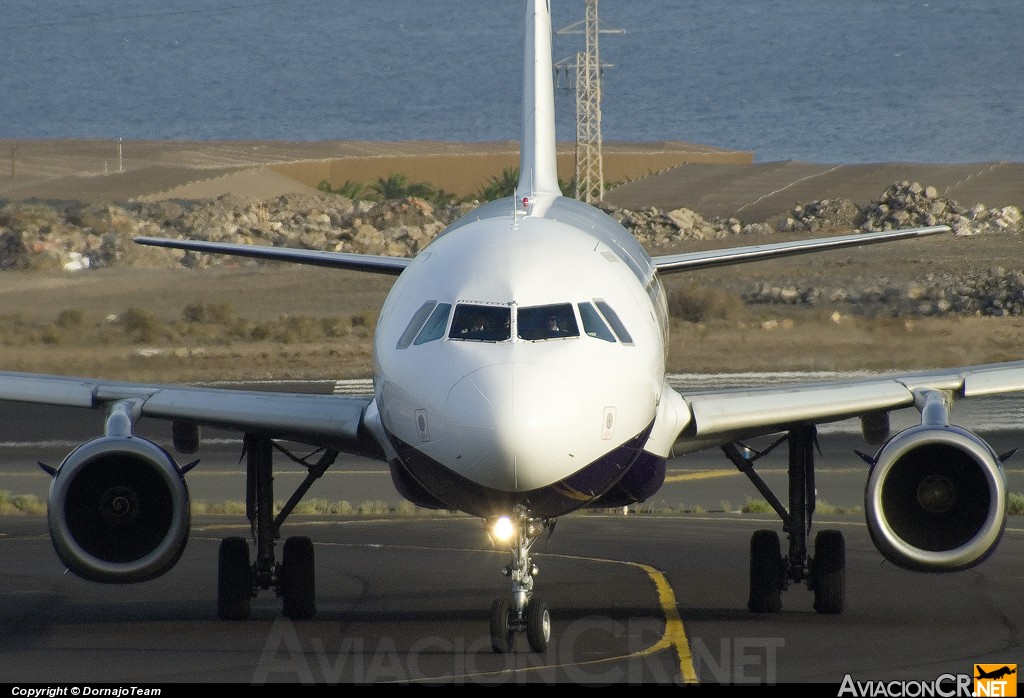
[{"xmin": 384, "ymin": 421, "xmax": 659, "ymax": 519}]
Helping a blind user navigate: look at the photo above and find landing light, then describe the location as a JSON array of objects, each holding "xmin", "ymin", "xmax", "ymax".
[{"xmin": 492, "ymin": 515, "xmax": 515, "ymax": 542}]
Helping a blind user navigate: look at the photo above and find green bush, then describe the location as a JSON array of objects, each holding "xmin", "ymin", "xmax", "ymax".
[
  {"xmin": 357, "ymin": 500, "xmax": 392, "ymax": 515},
  {"xmin": 1008, "ymin": 491, "xmax": 1024, "ymax": 515},
  {"xmin": 740, "ymin": 498, "xmax": 773, "ymax": 514},
  {"xmin": 0, "ymin": 491, "xmax": 47, "ymax": 515}
]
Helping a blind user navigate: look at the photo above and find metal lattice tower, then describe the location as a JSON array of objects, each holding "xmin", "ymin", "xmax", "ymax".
[{"xmin": 557, "ymin": 1, "xmax": 622, "ymax": 203}]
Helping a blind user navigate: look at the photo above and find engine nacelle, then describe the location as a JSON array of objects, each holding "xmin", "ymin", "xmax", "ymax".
[
  {"xmin": 864, "ymin": 424, "xmax": 1006, "ymax": 572},
  {"xmin": 48, "ymin": 436, "xmax": 191, "ymax": 583}
]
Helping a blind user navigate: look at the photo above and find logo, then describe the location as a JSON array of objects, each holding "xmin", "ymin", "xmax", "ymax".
[{"xmin": 975, "ymin": 664, "xmax": 1017, "ymax": 697}]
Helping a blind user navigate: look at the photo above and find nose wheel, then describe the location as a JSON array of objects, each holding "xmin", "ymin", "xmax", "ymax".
[
  {"xmin": 488, "ymin": 507, "xmax": 552, "ymax": 653},
  {"xmin": 525, "ymin": 597, "xmax": 551, "ymax": 652},
  {"xmin": 490, "ymin": 595, "xmax": 551, "ymax": 653}
]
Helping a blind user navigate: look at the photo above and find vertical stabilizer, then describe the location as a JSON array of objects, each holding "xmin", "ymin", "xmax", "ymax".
[{"xmin": 517, "ymin": 0, "xmax": 561, "ymax": 209}]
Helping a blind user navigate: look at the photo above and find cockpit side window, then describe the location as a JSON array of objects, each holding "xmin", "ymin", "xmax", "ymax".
[
  {"xmin": 595, "ymin": 300, "xmax": 634, "ymax": 345},
  {"xmin": 413, "ymin": 302, "xmax": 452, "ymax": 345},
  {"xmin": 449, "ymin": 304, "xmax": 511, "ymax": 341},
  {"xmin": 397, "ymin": 301, "xmax": 436, "ymax": 349},
  {"xmin": 577, "ymin": 302, "xmax": 616, "ymax": 342},
  {"xmin": 517, "ymin": 303, "xmax": 579, "ymax": 340}
]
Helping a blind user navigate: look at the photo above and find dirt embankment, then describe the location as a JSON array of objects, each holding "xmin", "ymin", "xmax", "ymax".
[
  {"xmin": 0, "ymin": 139, "xmax": 1022, "ymax": 382},
  {"xmin": 0, "ymin": 139, "xmax": 752, "ymax": 203}
]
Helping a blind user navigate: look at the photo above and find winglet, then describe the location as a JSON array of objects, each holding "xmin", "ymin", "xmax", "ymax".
[{"xmin": 517, "ymin": 0, "xmax": 561, "ymax": 210}]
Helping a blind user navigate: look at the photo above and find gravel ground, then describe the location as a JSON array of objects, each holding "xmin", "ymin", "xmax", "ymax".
[{"xmin": 1, "ymin": 139, "xmax": 1021, "ymax": 381}]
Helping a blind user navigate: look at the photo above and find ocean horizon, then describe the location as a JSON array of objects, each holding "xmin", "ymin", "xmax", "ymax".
[{"xmin": 3, "ymin": 1, "xmax": 1023, "ymax": 165}]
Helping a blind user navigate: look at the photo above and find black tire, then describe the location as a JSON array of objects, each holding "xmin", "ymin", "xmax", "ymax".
[
  {"xmin": 747, "ymin": 529, "xmax": 783, "ymax": 613},
  {"xmin": 812, "ymin": 529, "xmax": 846, "ymax": 614},
  {"xmin": 525, "ymin": 598, "xmax": 551, "ymax": 653},
  {"xmin": 490, "ymin": 598, "xmax": 514, "ymax": 653},
  {"xmin": 281, "ymin": 536, "xmax": 316, "ymax": 620},
  {"xmin": 218, "ymin": 537, "xmax": 251, "ymax": 620}
]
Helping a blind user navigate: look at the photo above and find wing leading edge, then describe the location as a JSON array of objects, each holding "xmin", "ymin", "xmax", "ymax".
[
  {"xmin": 0, "ymin": 371, "xmax": 381, "ymax": 457},
  {"xmin": 137, "ymin": 221, "xmax": 948, "ymax": 279},
  {"xmin": 135, "ymin": 236, "xmax": 411, "ymax": 276},
  {"xmin": 651, "ymin": 225, "xmax": 949, "ymax": 274},
  {"xmin": 652, "ymin": 361, "xmax": 1024, "ymax": 456}
]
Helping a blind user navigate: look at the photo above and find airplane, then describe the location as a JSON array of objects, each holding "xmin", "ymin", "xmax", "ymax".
[
  {"xmin": 1, "ymin": 0, "xmax": 1022, "ymax": 655},
  {"xmin": 976, "ymin": 666, "xmax": 1017, "ymax": 680}
]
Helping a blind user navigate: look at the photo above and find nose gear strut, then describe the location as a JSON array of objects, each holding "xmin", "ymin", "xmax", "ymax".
[{"xmin": 489, "ymin": 505, "xmax": 553, "ymax": 653}]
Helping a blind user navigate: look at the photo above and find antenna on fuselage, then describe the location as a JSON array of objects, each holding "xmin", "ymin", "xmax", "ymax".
[{"xmin": 516, "ymin": 0, "xmax": 561, "ymax": 215}]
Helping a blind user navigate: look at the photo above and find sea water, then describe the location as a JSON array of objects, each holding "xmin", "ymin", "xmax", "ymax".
[{"xmin": 2, "ymin": 0, "xmax": 1022, "ymax": 164}]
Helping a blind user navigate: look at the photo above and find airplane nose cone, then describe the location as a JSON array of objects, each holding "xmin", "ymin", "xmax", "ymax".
[{"xmin": 446, "ymin": 362, "xmax": 583, "ymax": 491}]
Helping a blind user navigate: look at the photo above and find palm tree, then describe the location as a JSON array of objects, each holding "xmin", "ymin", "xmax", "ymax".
[
  {"xmin": 318, "ymin": 179, "xmax": 367, "ymax": 200},
  {"xmin": 475, "ymin": 167, "xmax": 520, "ymax": 201},
  {"xmin": 371, "ymin": 173, "xmax": 436, "ymax": 200}
]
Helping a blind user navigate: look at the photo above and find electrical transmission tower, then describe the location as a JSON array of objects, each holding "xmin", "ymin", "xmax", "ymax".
[{"xmin": 556, "ymin": 1, "xmax": 622, "ymax": 203}]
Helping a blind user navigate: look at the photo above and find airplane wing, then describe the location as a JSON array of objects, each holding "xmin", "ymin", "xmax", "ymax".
[
  {"xmin": 137, "ymin": 226, "xmax": 949, "ymax": 278},
  {"xmin": 135, "ymin": 236, "xmax": 411, "ymax": 276},
  {"xmin": 0, "ymin": 371, "xmax": 381, "ymax": 457},
  {"xmin": 651, "ymin": 225, "xmax": 949, "ymax": 274},
  {"xmin": 659, "ymin": 360, "xmax": 1024, "ymax": 453}
]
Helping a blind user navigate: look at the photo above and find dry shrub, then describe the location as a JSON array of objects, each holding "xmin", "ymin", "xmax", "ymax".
[
  {"xmin": 56, "ymin": 308, "xmax": 86, "ymax": 328},
  {"xmin": 39, "ymin": 324, "xmax": 62, "ymax": 345},
  {"xmin": 668, "ymin": 282, "xmax": 746, "ymax": 322},
  {"xmin": 350, "ymin": 310, "xmax": 378, "ymax": 329},
  {"xmin": 182, "ymin": 301, "xmax": 237, "ymax": 324},
  {"xmin": 120, "ymin": 307, "xmax": 163, "ymax": 343}
]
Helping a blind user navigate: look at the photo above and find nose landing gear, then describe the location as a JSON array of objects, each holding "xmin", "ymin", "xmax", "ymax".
[{"xmin": 488, "ymin": 506, "xmax": 553, "ymax": 653}]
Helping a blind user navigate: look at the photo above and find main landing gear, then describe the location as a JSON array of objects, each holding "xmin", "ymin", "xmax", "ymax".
[
  {"xmin": 489, "ymin": 506, "xmax": 553, "ymax": 653},
  {"xmin": 722, "ymin": 425, "xmax": 846, "ymax": 614},
  {"xmin": 217, "ymin": 433, "xmax": 339, "ymax": 620}
]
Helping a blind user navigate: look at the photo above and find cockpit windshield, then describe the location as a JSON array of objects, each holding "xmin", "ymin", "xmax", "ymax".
[
  {"xmin": 577, "ymin": 302, "xmax": 616, "ymax": 342},
  {"xmin": 449, "ymin": 304, "xmax": 511, "ymax": 341},
  {"xmin": 517, "ymin": 303, "xmax": 579, "ymax": 340},
  {"xmin": 399, "ymin": 300, "xmax": 631, "ymax": 347},
  {"xmin": 413, "ymin": 303, "xmax": 452, "ymax": 345}
]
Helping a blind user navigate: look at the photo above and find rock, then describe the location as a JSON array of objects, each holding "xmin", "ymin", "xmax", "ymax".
[
  {"xmin": 0, "ymin": 184, "xmax": 1021, "ymax": 319},
  {"xmin": 857, "ymin": 180, "xmax": 1023, "ymax": 235}
]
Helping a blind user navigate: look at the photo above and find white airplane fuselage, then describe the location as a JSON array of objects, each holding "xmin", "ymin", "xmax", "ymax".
[{"xmin": 370, "ymin": 195, "xmax": 671, "ymax": 518}]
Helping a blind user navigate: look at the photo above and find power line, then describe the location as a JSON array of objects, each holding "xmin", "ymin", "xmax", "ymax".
[{"xmin": 556, "ymin": 1, "xmax": 623, "ymax": 203}]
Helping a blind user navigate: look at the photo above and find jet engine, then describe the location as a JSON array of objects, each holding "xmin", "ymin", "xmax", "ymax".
[
  {"xmin": 47, "ymin": 435, "xmax": 191, "ymax": 583},
  {"xmin": 864, "ymin": 422, "xmax": 1007, "ymax": 572}
]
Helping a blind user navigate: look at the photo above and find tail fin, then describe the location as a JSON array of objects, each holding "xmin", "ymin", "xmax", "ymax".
[{"xmin": 517, "ymin": 0, "xmax": 561, "ymax": 209}]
